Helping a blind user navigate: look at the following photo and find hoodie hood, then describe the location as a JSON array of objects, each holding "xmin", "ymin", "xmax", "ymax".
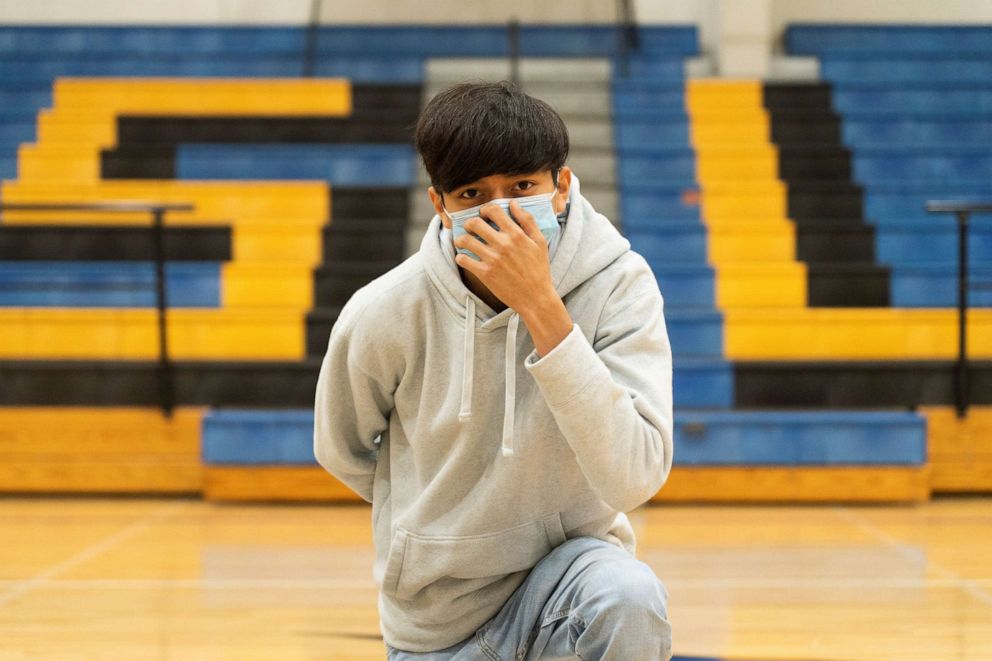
[{"xmin": 420, "ymin": 173, "xmax": 631, "ymax": 458}]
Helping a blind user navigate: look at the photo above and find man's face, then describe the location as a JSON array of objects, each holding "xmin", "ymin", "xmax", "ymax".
[{"xmin": 429, "ymin": 166, "xmax": 572, "ymax": 229}]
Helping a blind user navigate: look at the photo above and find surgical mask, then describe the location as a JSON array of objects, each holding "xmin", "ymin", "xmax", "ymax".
[{"xmin": 443, "ymin": 191, "xmax": 564, "ymax": 262}]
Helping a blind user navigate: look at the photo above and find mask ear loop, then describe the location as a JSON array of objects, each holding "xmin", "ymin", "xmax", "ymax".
[
  {"xmin": 551, "ymin": 168, "xmax": 565, "ymax": 213},
  {"xmin": 438, "ymin": 188, "xmax": 454, "ymax": 225}
]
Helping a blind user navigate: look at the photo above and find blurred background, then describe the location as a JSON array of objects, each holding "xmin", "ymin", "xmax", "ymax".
[{"xmin": 0, "ymin": 1, "xmax": 990, "ymax": 659}]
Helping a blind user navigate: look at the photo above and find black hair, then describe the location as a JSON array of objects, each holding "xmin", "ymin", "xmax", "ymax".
[{"xmin": 413, "ymin": 80, "xmax": 570, "ymax": 195}]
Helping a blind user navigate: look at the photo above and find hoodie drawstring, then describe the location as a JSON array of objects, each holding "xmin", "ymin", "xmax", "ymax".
[
  {"xmin": 501, "ymin": 313, "xmax": 519, "ymax": 457},
  {"xmin": 457, "ymin": 296, "xmax": 519, "ymax": 458},
  {"xmin": 458, "ymin": 297, "xmax": 476, "ymax": 421}
]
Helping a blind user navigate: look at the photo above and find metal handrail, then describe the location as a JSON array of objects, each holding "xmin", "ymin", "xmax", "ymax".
[
  {"xmin": 925, "ymin": 200, "xmax": 992, "ymax": 418},
  {"xmin": 0, "ymin": 201, "xmax": 195, "ymax": 419},
  {"xmin": 302, "ymin": 0, "xmax": 323, "ymax": 77},
  {"xmin": 616, "ymin": 0, "xmax": 640, "ymax": 78},
  {"xmin": 508, "ymin": 18, "xmax": 521, "ymax": 86}
]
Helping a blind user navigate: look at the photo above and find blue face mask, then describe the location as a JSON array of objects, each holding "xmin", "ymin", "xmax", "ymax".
[{"xmin": 443, "ymin": 190, "xmax": 563, "ymax": 262}]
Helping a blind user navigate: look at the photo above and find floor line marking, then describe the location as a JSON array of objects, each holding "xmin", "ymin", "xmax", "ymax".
[
  {"xmin": 0, "ymin": 500, "xmax": 189, "ymax": 608},
  {"xmin": 833, "ymin": 505, "xmax": 992, "ymax": 609},
  {"xmin": 0, "ymin": 577, "xmax": 989, "ymax": 590}
]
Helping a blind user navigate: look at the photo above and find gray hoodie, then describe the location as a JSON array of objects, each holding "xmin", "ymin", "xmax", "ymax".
[{"xmin": 313, "ymin": 174, "xmax": 674, "ymax": 652}]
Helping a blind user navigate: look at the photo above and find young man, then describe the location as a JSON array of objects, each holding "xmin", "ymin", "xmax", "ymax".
[{"xmin": 314, "ymin": 81, "xmax": 674, "ymax": 660}]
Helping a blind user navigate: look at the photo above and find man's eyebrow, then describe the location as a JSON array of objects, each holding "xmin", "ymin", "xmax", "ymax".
[
  {"xmin": 453, "ymin": 182, "xmax": 486, "ymax": 193},
  {"xmin": 453, "ymin": 175, "xmax": 540, "ymax": 193}
]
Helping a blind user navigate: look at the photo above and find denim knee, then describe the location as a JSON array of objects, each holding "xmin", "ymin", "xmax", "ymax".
[
  {"xmin": 588, "ymin": 555, "xmax": 668, "ymax": 616},
  {"xmin": 574, "ymin": 552, "xmax": 672, "ymax": 660}
]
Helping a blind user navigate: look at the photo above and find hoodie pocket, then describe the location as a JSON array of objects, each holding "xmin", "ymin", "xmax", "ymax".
[{"xmin": 382, "ymin": 512, "xmax": 567, "ymax": 602}]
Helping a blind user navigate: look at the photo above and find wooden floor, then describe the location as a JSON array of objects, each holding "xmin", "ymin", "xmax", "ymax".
[{"xmin": 0, "ymin": 496, "xmax": 990, "ymax": 661}]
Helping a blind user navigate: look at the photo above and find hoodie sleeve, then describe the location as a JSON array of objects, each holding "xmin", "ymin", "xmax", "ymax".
[
  {"xmin": 523, "ymin": 259, "xmax": 673, "ymax": 512},
  {"xmin": 313, "ymin": 308, "xmax": 394, "ymax": 503}
]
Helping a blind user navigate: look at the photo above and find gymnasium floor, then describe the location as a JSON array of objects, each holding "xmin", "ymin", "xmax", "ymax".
[{"xmin": 0, "ymin": 496, "xmax": 989, "ymax": 660}]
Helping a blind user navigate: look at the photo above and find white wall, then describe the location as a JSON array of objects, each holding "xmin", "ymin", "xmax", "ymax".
[
  {"xmin": 0, "ymin": 0, "xmax": 719, "ymax": 57},
  {"xmin": 317, "ymin": 0, "xmax": 618, "ymax": 23},
  {"xmin": 0, "ymin": 0, "xmax": 710, "ymax": 31},
  {"xmin": 772, "ymin": 0, "xmax": 992, "ymax": 31},
  {"xmin": 0, "ymin": 0, "xmax": 312, "ymax": 24},
  {"xmin": 636, "ymin": 0, "xmax": 720, "ymax": 55},
  {"xmin": 0, "ymin": 0, "xmax": 617, "ymax": 25}
]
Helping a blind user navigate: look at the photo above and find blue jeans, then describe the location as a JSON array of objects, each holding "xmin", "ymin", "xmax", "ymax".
[{"xmin": 385, "ymin": 536, "xmax": 672, "ymax": 660}]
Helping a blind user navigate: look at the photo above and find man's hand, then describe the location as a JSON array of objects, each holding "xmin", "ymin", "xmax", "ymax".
[
  {"xmin": 453, "ymin": 200, "xmax": 573, "ymax": 357},
  {"xmin": 452, "ymin": 199, "xmax": 554, "ymax": 315}
]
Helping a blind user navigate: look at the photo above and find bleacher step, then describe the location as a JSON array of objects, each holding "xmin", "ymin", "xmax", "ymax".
[
  {"xmin": 920, "ymin": 406, "xmax": 992, "ymax": 493},
  {"xmin": 0, "ymin": 224, "xmax": 230, "ymax": 261},
  {"xmin": 735, "ymin": 359, "xmax": 992, "ymax": 408},
  {"xmin": 426, "ymin": 57, "xmax": 611, "ymax": 84},
  {"xmin": 725, "ymin": 308, "xmax": 992, "ymax": 359},
  {"xmin": 424, "ymin": 83, "xmax": 613, "ymax": 118},
  {"xmin": 0, "ymin": 309, "xmax": 308, "ymax": 360},
  {"xmin": 0, "ymin": 262, "xmax": 220, "ymax": 307},
  {"xmin": 201, "ymin": 407, "xmax": 925, "ymax": 466},
  {"xmin": 199, "ymin": 407, "xmax": 929, "ymax": 503},
  {"xmin": 676, "ymin": 410, "xmax": 925, "ymax": 465},
  {"xmin": 0, "ymin": 357, "xmax": 732, "ymax": 410},
  {"xmin": 0, "ymin": 406, "xmax": 204, "ymax": 493}
]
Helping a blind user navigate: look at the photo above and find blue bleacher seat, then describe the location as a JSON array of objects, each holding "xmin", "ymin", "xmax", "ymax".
[
  {"xmin": 625, "ymin": 223, "xmax": 709, "ymax": 263},
  {"xmin": 891, "ymin": 263, "xmax": 992, "ymax": 307},
  {"xmin": 619, "ymin": 153, "xmax": 697, "ymax": 186},
  {"xmin": 177, "ymin": 144, "xmax": 417, "ymax": 186},
  {"xmin": 664, "ymin": 309, "xmax": 724, "ymax": 358},
  {"xmin": 0, "ymin": 262, "xmax": 220, "ymax": 307},
  {"xmin": 615, "ymin": 119, "xmax": 692, "ymax": 151},
  {"xmin": 820, "ymin": 56, "xmax": 992, "ymax": 84},
  {"xmin": 674, "ymin": 410, "xmax": 927, "ymax": 466},
  {"xmin": 842, "ymin": 119, "xmax": 992, "ymax": 149},
  {"xmin": 201, "ymin": 408, "xmax": 926, "ymax": 467},
  {"xmin": 833, "ymin": 88, "xmax": 992, "ymax": 116},
  {"xmin": 786, "ymin": 24, "xmax": 992, "ymax": 55},
  {"xmin": 786, "ymin": 23, "xmax": 992, "ymax": 312}
]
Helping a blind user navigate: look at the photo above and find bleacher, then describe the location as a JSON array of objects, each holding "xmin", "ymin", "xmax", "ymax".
[
  {"xmin": 0, "ymin": 23, "xmax": 988, "ymax": 501},
  {"xmin": 0, "ymin": 26, "xmax": 420, "ymax": 493},
  {"xmin": 787, "ymin": 25, "xmax": 992, "ymax": 309},
  {"xmin": 619, "ymin": 73, "xmax": 929, "ymax": 501},
  {"xmin": 782, "ymin": 24, "xmax": 992, "ymax": 491}
]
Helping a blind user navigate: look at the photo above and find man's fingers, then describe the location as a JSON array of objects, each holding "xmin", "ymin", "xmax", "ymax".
[
  {"xmin": 509, "ymin": 200, "xmax": 544, "ymax": 244},
  {"xmin": 479, "ymin": 202, "xmax": 523, "ymax": 235},
  {"xmin": 454, "ymin": 250, "xmax": 489, "ymax": 275},
  {"xmin": 463, "ymin": 215, "xmax": 503, "ymax": 245},
  {"xmin": 454, "ymin": 231, "xmax": 496, "ymax": 262}
]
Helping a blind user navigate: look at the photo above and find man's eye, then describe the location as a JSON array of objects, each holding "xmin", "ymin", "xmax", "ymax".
[
  {"xmin": 516, "ymin": 181, "xmax": 535, "ymax": 191},
  {"xmin": 459, "ymin": 189, "xmax": 479, "ymax": 199}
]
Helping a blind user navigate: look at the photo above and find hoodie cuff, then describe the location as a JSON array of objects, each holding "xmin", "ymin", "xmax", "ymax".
[{"xmin": 524, "ymin": 322, "xmax": 604, "ymax": 407}]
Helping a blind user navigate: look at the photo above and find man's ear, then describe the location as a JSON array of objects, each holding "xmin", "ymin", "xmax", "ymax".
[
  {"xmin": 428, "ymin": 185, "xmax": 451, "ymax": 229},
  {"xmin": 554, "ymin": 166, "xmax": 573, "ymax": 215}
]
